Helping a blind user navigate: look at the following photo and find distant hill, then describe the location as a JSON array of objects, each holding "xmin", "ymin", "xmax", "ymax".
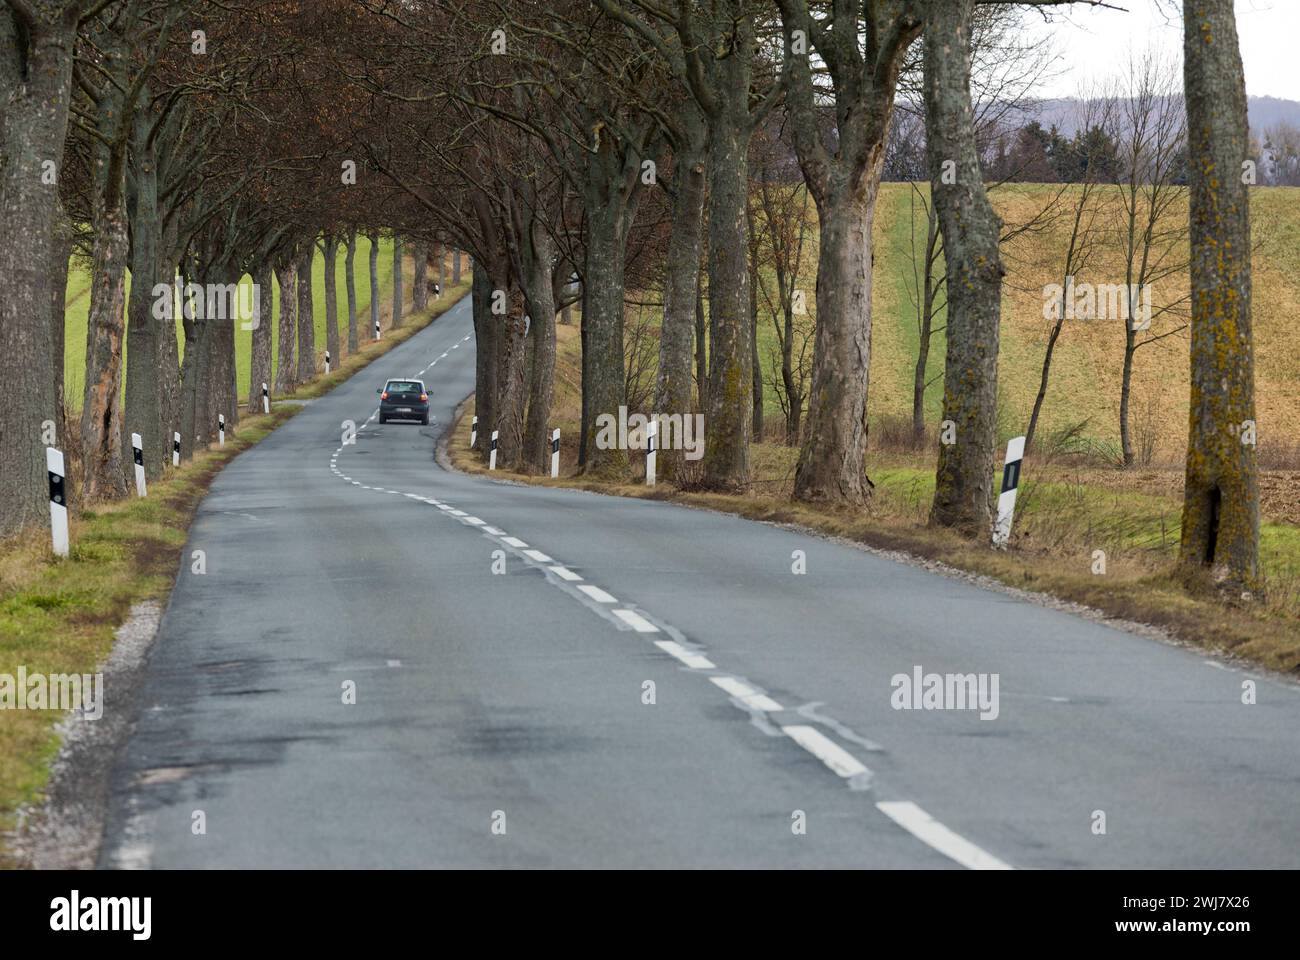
[{"xmin": 1015, "ymin": 95, "xmax": 1300, "ymax": 139}]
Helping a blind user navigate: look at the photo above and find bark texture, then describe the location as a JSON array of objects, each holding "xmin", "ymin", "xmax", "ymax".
[
  {"xmin": 653, "ymin": 137, "xmax": 707, "ymax": 484},
  {"xmin": 323, "ymin": 235, "xmax": 340, "ymax": 367},
  {"xmin": 1178, "ymin": 0, "xmax": 1259, "ymax": 591},
  {"xmin": 925, "ymin": 0, "xmax": 1003, "ymax": 537},
  {"xmin": 296, "ymin": 245, "xmax": 317, "ymax": 382},
  {"xmin": 0, "ymin": 5, "xmax": 78, "ymax": 535},
  {"xmin": 274, "ymin": 258, "xmax": 297, "ymax": 394},
  {"xmin": 412, "ymin": 240, "xmax": 428, "ymax": 312},
  {"xmin": 470, "ymin": 261, "xmax": 497, "ymax": 454},
  {"xmin": 390, "ymin": 234, "xmax": 404, "ymax": 329},
  {"xmin": 248, "ymin": 264, "xmax": 274, "ymax": 412},
  {"xmin": 344, "ymin": 231, "xmax": 359, "ymax": 354}
]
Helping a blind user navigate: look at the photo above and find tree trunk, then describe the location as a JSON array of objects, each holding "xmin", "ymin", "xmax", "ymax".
[
  {"xmin": 579, "ymin": 278, "xmax": 590, "ymax": 467},
  {"xmin": 368, "ymin": 232, "xmax": 381, "ymax": 337},
  {"xmin": 50, "ymin": 204, "xmax": 72, "ymax": 446},
  {"xmin": 79, "ymin": 139, "xmax": 130, "ymax": 500},
  {"xmin": 582, "ymin": 199, "xmax": 631, "ymax": 478},
  {"xmin": 344, "ymin": 231, "xmax": 359, "ymax": 354},
  {"xmin": 1024, "ymin": 318, "xmax": 1065, "ymax": 453},
  {"xmin": 0, "ymin": 7, "xmax": 76, "ymax": 535},
  {"xmin": 452, "ymin": 249, "xmax": 461, "ymax": 285},
  {"xmin": 323, "ymin": 235, "xmax": 340, "ymax": 368},
  {"xmin": 911, "ymin": 209, "xmax": 940, "ymax": 446},
  {"xmin": 249, "ymin": 264, "xmax": 273, "ymax": 413},
  {"xmin": 495, "ymin": 281, "xmax": 528, "ymax": 469},
  {"xmin": 178, "ymin": 270, "xmax": 215, "ymax": 459},
  {"xmin": 694, "ymin": 276, "xmax": 707, "ymax": 407},
  {"xmin": 274, "ymin": 259, "xmax": 297, "ymax": 394},
  {"xmin": 1119, "ymin": 325, "xmax": 1137, "ymax": 466},
  {"xmin": 412, "ymin": 240, "xmax": 428, "ymax": 312},
  {"xmin": 391, "ymin": 234, "xmax": 404, "ymax": 329},
  {"xmin": 702, "ymin": 119, "xmax": 753, "ymax": 490},
  {"xmin": 793, "ymin": 187, "xmax": 878, "ymax": 502},
  {"xmin": 925, "ymin": 0, "xmax": 1004, "ymax": 538},
  {"xmin": 124, "ymin": 97, "xmax": 169, "ymax": 480},
  {"xmin": 653, "ymin": 146, "xmax": 707, "ymax": 483},
  {"xmin": 296, "ymin": 245, "xmax": 317, "ymax": 382},
  {"xmin": 207, "ymin": 284, "xmax": 236, "ymax": 442},
  {"xmin": 521, "ymin": 232, "xmax": 557, "ymax": 474},
  {"xmin": 1179, "ymin": 0, "xmax": 1259, "ymax": 592},
  {"xmin": 470, "ymin": 260, "xmax": 497, "ymax": 454},
  {"xmin": 748, "ymin": 209, "xmax": 764, "ymax": 444}
]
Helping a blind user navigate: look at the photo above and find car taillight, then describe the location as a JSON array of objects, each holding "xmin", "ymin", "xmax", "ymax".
[
  {"xmin": 420, "ymin": 393, "xmax": 428, "ymax": 402},
  {"xmin": 380, "ymin": 391, "xmax": 388, "ymax": 400}
]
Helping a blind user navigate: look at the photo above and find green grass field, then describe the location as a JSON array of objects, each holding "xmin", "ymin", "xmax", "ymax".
[{"xmin": 62, "ymin": 236, "xmax": 400, "ymax": 409}]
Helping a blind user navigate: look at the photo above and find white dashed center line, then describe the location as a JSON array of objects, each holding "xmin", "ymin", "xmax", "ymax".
[
  {"xmin": 329, "ymin": 327, "xmax": 1015, "ymax": 872},
  {"xmin": 783, "ymin": 725, "xmax": 870, "ymax": 780},
  {"xmin": 577, "ymin": 584, "xmax": 618, "ymax": 604}
]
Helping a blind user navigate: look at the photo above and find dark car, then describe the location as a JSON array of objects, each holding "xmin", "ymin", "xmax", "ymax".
[{"xmin": 377, "ymin": 378, "xmax": 429, "ymax": 424}]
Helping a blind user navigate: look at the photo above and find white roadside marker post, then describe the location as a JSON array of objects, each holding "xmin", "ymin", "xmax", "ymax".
[
  {"xmin": 470, "ymin": 415, "xmax": 478, "ymax": 448},
  {"xmin": 374, "ymin": 317, "xmax": 380, "ymax": 340},
  {"xmin": 132, "ymin": 433, "xmax": 146, "ymax": 497},
  {"xmin": 262, "ymin": 382, "xmax": 269, "ymax": 414},
  {"xmin": 218, "ymin": 414, "xmax": 226, "ymax": 447},
  {"xmin": 325, "ymin": 350, "xmax": 331, "ymax": 375},
  {"xmin": 489, "ymin": 430, "xmax": 498, "ymax": 471},
  {"xmin": 550, "ymin": 428, "xmax": 560, "ymax": 479},
  {"xmin": 993, "ymin": 436, "xmax": 1025, "ymax": 548},
  {"xmin": 47, "ymin": 447, "xmax": 68, "ymax": 558},
  {"xmin": 172, "ymin": 432, "xmax": 181, "ymax": 467},
  {"xmin": 645, "ymin": 419, "xmax": 657, "ymax": 487}
]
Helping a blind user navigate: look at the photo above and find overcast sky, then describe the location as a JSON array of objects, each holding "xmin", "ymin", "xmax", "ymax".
[{"xmin": 1023, "ymin": 0, "xmax": 1297, "ymax": 101}]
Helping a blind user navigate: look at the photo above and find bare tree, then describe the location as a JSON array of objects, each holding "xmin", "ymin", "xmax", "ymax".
[
  {"xmin": 1023, "ymin": 93, "xmax": 1115, "ymax": 453},
  {"xmin": 1113, "ymin": 50, "xmax": 1189, "ymax": 466}
]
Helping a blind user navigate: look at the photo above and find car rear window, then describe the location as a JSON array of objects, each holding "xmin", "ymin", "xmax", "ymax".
[{"xmin": 386, "ymin": 381, "xmax": 421, "ymax": 394}]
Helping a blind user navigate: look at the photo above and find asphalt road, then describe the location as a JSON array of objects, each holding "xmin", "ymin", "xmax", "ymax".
[{"xmin": 98, "ymin": 295, "xmax": 1300, "ymax": 869}]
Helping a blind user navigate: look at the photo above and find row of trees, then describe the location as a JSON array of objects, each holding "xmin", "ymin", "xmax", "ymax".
[
  {"xmin": 0, "ymin": 0, "xmax": 456, "ymax": 531},
  {"xmin": 0, "ymin": 0, "xmax": 1262, "ymax": 595}
]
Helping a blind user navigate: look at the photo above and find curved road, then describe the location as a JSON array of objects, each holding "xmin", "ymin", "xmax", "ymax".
[{"xmin": 99, "ymin": 295, "xmax": 1300, "ymax": 869}]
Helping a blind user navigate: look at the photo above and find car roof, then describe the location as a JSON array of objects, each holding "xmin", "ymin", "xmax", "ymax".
[{"xmin": 385, "ymin": 377, "xmax": 424, "ymax": 385}]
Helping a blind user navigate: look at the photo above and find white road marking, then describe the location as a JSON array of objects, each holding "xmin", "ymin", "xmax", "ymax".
[
  {"xmin": 329, "ymin": 347, "xmax": 952, "ymax": 842},
  {"xmin": 577, "ymin": 584, "xmax": 617, "ymax": 603},
  {"xmin": 653, "ymin": 638, "xmax": 712, "ymax": 667},
  {"xmin": 710, "ymin": 676, "xmax": 783, "ymax": 712},
  {"xmin": 783, "ymin": 725, "xmax": 869, "ymax": 779},
  {"xmin": 875, "ymin": 801, "xmax": 1013, "ymax": 871}
]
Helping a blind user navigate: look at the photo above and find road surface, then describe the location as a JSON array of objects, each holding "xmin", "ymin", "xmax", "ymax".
[{"xmin": 98, "ymin": 295, "xmax": 1300, "ymax": 869}]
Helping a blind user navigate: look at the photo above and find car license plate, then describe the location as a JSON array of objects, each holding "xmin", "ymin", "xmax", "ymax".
[{"xmin": 397, "ymin": 407, "xmax": 412, "ymax": 413}]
